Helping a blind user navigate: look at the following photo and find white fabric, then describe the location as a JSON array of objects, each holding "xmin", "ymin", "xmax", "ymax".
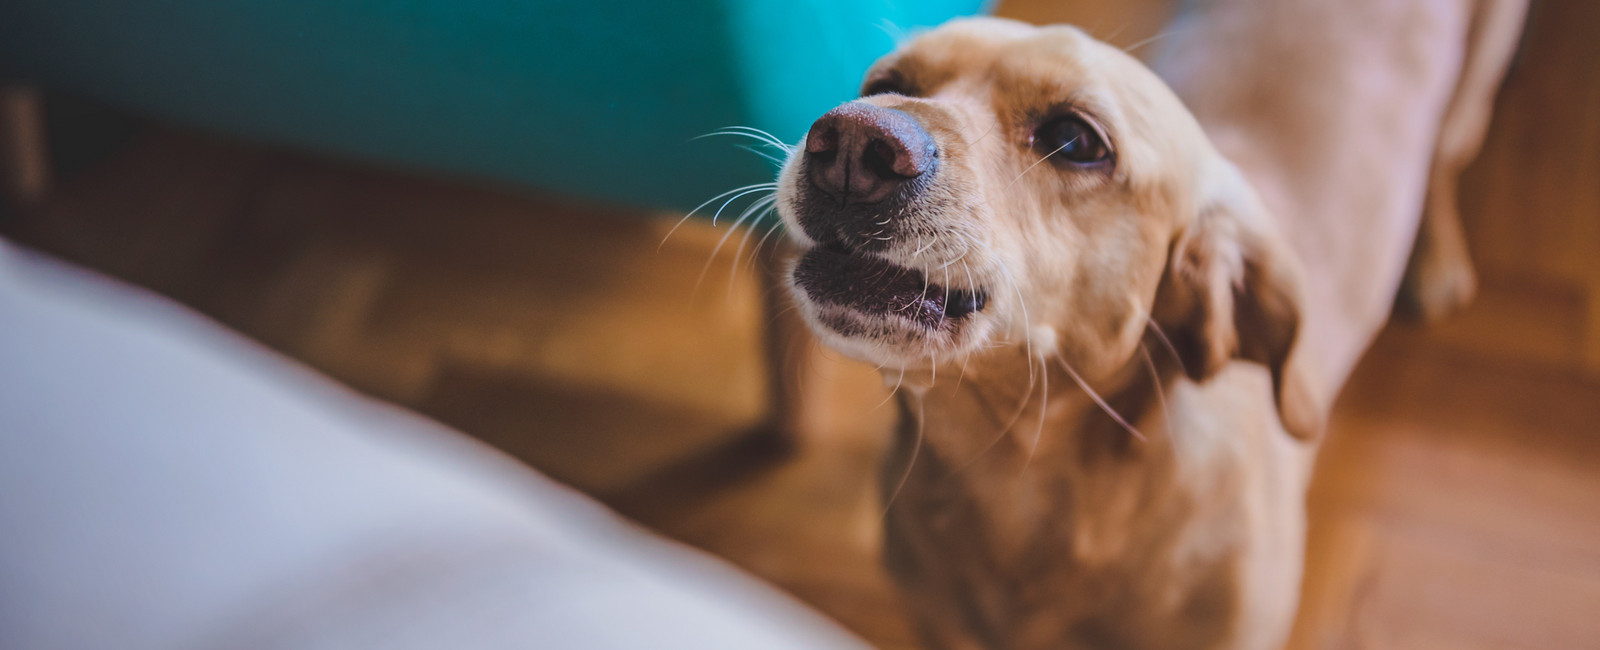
[{"xmin": 0, "ymin": 240, "xmax": 866, "ymax": 650}]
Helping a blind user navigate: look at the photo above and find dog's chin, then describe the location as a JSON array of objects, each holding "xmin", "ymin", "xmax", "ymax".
[{"xmin": 787, "ymin": 244, "xmax": 991, "ymax": 368}]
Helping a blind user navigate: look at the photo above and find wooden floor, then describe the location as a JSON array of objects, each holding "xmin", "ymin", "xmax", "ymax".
[{"xmin": 4, "ymin": 1, "xmax": 1598, "ymax": 648}]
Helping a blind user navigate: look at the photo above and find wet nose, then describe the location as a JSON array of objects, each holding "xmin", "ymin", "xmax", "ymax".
[{"xmin": 803, "ymin": 103, "xmax": 937, "ymax": 205}]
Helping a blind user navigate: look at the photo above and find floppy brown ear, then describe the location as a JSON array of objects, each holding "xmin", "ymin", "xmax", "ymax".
[{"xmin": 1151, "ymin": 161, "xmax": 1325, "ymax": 440}]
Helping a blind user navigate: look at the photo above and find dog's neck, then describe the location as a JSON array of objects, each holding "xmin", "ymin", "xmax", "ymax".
[
  {"xmin": 881, "ymin": 341, "xmax": 1264, "ymax": 645},
  {"xmin": 897, "ymin": 347, "xmax": 1158, "ymax": 469},
  {"xmin": 885, "ymin": 337, "xmax": 1239, "ymax": 566}
]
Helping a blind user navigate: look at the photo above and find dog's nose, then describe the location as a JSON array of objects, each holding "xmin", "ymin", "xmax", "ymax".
[{"xmin": 804, "ymin": 103, "xmax": 937, "ymax": 205}]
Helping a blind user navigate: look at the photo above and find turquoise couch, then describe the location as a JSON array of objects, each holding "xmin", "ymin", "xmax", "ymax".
[{"xmin": 0, "ymin": 0, "xmax": 988, "ymax": 212}]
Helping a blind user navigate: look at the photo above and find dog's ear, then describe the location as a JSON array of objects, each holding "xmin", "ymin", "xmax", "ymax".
[{"xmin": 1151, "ymin": 159, "xmax": 1324, "ymax": 440}]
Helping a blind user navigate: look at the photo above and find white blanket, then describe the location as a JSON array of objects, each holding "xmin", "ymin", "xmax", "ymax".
[{"xmin": 0, "ymin": 240, "xmax": 865, "ymax": 650}]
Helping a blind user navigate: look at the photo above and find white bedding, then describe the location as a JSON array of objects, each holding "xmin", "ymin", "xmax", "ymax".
[{"xmin": 0, "ymin": 239, "xmax": 865, "ymax": 650}]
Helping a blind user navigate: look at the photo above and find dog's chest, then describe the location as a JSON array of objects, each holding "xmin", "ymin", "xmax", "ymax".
[{"xmin": 882, "ymin": 408, "xmax": 1252, "ymax": 649}]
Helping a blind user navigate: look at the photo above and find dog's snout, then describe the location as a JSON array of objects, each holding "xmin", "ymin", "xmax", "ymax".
[{"xmin": 804, "ymin": 103, "xmax": 937, "ymax": 205}]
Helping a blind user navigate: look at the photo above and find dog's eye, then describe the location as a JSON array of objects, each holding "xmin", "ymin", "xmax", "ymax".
[
  {"xmin": 861, "ymin": 76, "xmax": 910, "ymax": 97},
  {"xmin": 1032, "ymin": 115, "xmax": 1110, "ymax": 166}
]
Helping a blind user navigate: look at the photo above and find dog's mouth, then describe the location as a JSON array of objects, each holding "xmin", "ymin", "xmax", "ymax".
[{"xmin": 792, "ymin": 244, "xmax": 988, "ymax": 335}]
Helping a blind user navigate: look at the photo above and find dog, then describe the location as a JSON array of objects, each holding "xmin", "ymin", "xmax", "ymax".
[
  {"xmin": 771, "ymin": 6, "xmax": 1524, "ymax": 648},
  {"xmin": 778, "ymin": 18, "xmax": 1319, "ymax": 648}
]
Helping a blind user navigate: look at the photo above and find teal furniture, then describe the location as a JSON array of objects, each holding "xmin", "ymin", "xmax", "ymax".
[{"xmin": 0, "ymin": 0, "xmax": 988, "ymax": 212}]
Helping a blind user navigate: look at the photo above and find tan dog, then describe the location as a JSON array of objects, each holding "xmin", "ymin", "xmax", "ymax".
[
  {"xmin": 772, "ymin": 5, "xmax": 1523, "ymax": 648},
  {"xmin": 778, "ymin": 18, "xmax": 1317, "ymax": 648}
]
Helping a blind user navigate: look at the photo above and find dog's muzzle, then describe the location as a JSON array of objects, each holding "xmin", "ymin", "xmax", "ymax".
[{"xmin": 794, "ymin": 103, "xmax": 939, "ymax": 252}]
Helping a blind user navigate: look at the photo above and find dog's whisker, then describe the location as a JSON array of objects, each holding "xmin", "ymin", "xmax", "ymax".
[
  {"xmin": 934, "ymin": 249, "xmax": 971, "ymax": 271},
  {"xmin": 958, "ymin": 232, "xmax": 1037, "ymax": 381},
  {"xmin": 709, "ymin": 186, "xmax": 777, "ymax": 226},
  {"xmin": 941, "ymin": 278, "xmax": 952, "ymax": 330},
  {"xmin": 1055, "ymin": 355, "xmax": 1147, "ymax": 442},
  {"xmin": 875, "ymin": 18, "xmax": 908, "ymax": 46},
  {"xmin": 961, "ymin": 257, "xmax": 978, "ymax": 298},
  {"xmin": 993, "ymin": 257, "xmax": 1036, "ymax": 381},
  {"xmin": 1121, "ymin": 26, "xmax": 1189, "ymax": 56},
  {"xmin": 952, "ymin": 347, "xmax": 1037, "ymax": 474},
  {"xmin": 872, "ymin": 365, "xmax": 909, "ymax": 412},
  {"xmin": 909, "ymin": 274, "xmax": 934, "ymax": 316},
  {"xmin": 735, "ymin": 143, "xmax": 787, "ymax": 167},
  {"xmin": 698, "ymin": 125, "xmax": 797, "ymax": 152},
  {"xmin": 766, "ymin": 303, "xmax": 800, "ymax": 325},
  {"xmin": 694, "ymin": 125, "xmax": 792, "ymax": 148},
  {"xmin": 975, "ymin": 121, "xmax": 998, "ymax": 147},
  {"xmin": 745, "ymin": 218, "xmax": 788, "ymax": 273},
  {"xmin": 881, "ymin": 394, "xmax": 926, "ymax": 518},
  {"xmin": 727, "ymin": 196, "xmax": 778, "ymax": 294},
  {"xmin": 692, "ymin": 131, "xmax": 793, "ymax": 154},
  {"xmin": 871, "ymin": 356, "xmax": 892, "ymax": 374},
  {"xmin": 1022, "ymin": 358, "xmax": 1050, "ymax": 469},
  {"xmin": 1003, "ymin": 135, "xmax": 1081, "ymax": 193},
  {"xmin": 721, "ymin": 125, "xmax": 796, "ymax": 150},
  {"xmin": 694, "ymin": 189, "xmax": 772, "ymax": 297},
  {"xmin": 1143, "ymin": 319, "xmax": 1187, "ymax": 377},
  {"xmin": 659, "ymin": 182, "xmax": 777, "ymax": 251},
  {"xmin": 1100, "ymin": 21, "xmax": 1133, "ymax": 45},
  {"xmin": 692, "ymin": 193, "xmax": 776, "ymax": 297},
  {"xmin": 896, "ymin": 286, "xmax": 929, "ymax": 317},
  {"xmin": 1140, "ymin": 344, "xmax": 1172, "ymax": 438},
  {"xmin": 953, "ymin": 345, "xmax": 973, "ymax": 394},
  {"xmin": 949, "ymin": 259, "xmax": 977, "ymax": 396}
]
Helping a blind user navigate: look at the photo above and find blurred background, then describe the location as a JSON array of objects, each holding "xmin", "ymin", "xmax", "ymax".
[{"xmin": 1, "ymin": 0, "xmax": 1596, "ymax": 648}]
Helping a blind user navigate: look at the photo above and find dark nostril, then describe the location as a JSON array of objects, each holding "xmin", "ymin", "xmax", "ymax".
[
  {"xmin": 805, "ymin": 126, "xmax": 839, "ymax": 157},
  {"xmin": 863, "ymin": 139, "xmax": 904, "ymax": 180}
]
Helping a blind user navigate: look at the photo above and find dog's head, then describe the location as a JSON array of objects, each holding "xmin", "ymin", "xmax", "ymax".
[{"xmin": 777, "ymin": 18, "xmax": 1320, "ymax": 438}]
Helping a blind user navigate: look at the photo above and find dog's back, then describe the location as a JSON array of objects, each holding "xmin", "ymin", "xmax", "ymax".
[{"xmin": 1155, "ymin": 0, "xmax": 1525, "ymax": 397}]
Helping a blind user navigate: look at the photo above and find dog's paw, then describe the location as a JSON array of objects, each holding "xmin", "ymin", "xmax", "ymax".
[{"xmin": 1398, "ymin": 230, "xmax": 1479, "ymax": 323}]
